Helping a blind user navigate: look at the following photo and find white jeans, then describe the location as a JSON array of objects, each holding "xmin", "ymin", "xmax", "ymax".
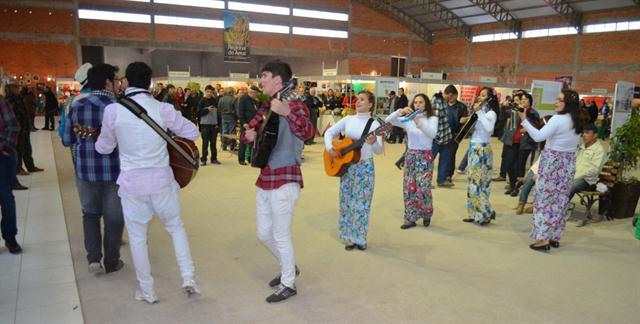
[
  {"xmin": 119, "ymin": 182, "xmax": 194, "ymax": 293},
  {"xmin": 256, "ymin": 183, "xmax": 300, "ymax": 288}
]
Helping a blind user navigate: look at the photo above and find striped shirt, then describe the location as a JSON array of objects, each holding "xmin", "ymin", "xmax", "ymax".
[{"xmin": 62, "ymin": 90, "xmax": 120, "ymax": 182}]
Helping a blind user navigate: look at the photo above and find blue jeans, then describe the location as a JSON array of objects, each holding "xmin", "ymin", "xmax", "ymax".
[
  {"xmin": 519, "ymin": 170, "xmax": 536, "ymax": 203},
  {"xmin": 458, "ymin": 148, "xmax": 469, "ymax": 171},
  {"xmin": 0, "ymin": 153, "xmax": 18, "ymax": 241},
  {"xmin": 221, "ymin": 118, "xmax": 236, "ymax": 150},
  {"xmin": 431, "ymin": 142, "xmax": 451, "ymax": 185},
  {"xmin": 76, "ymin": 179, "xmax": 124, "ymax": 271}
]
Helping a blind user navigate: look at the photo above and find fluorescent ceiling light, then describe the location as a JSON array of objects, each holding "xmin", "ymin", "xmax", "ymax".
[
  {"xmin": 155, "ymin": 15, "xmax": 222, "ymax": 28},
  {"xmin": 547, "ymin": 27, "xmax": 577, "ymax": 36},
  {"xmin": 228, "ymin": 1, "xmax": 289, "ymax": 15},
  {"xmin": 471, "ymin": 34, "xmax": 494, "ymax": 42},
  {"xmin": 154, "ymin": 0, "xmax": 224, "ymax": 9},
  {"xmin": 292, "ymin": 8, "xmax": 348, "ymax": 21},
  {"xmin": 292, "ymin": 27, "xmax": 347, "ymax": 38},
  {"xmin": 249, "ymin": 23, "xmax": 289, "ymax": 34},
  {"xmin": 78, "ymin": 9, "xmax": 151, "ymax": 23}
]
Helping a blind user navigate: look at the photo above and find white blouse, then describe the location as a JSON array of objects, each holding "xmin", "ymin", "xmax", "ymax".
[
  {"xmin": 385, "ymin": 110, "xmax": 438, "ymax": 150},
  {"xmin": 324, "ymin": 112, "xmax": 384, "ymax": 160},
  {"xmin": 470, "ymin": 110, "xmax": 497, "ymax": 144},
  {"xmin": 522, "ymin": 113, "xmax": 580, "ymax": 152}
]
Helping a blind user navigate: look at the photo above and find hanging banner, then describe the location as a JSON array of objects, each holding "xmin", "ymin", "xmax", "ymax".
[
  {"xmin": 223, "ymin": 11, "xmax": 250, "ymax": 63},
  {"xmin": 375, "ymin": 77, "xmax": 398, "ymax": 98},
  {"xmin": 460, "ymin": 85, "xmax": 479, "ymax": 106},
  {"xmin": 611, "ymin": 81, "xmax": 635, "ymax": 138},
  {"xmin": 531, "ymin": 80, "xmax": 563, "ymax": 110}
]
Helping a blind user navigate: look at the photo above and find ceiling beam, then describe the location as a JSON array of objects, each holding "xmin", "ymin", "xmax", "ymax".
[
  {"xmin": 405, "ymin": 0, "xmax": 472, "ymax": 41},
  {"xmin": 353, "ymin": 0, "xmax": 433, "ymax": 43},
  {"xmin": 468, "ymin": 0, "xmax": 522, "ymax": 37},
  {"xmin": 543, "ymin": 0, "xmax": 583, "ymax": 31}
]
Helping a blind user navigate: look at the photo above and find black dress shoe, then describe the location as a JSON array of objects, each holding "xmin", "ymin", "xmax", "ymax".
[
  {"xmin": 423, "ymin": 219, "xmax": 431, "ymax": 227},
  {"xmin": 529, "ymin": 243, "xmax": 551, "ymax": 252},
  {"xmin": 266, "ymin": 284, "xmax": 297, "ymax": 303},
  {"xmin": 105, "ymin": 260, "xmax": 124, "ymax": 273},
  {"xmin": 549, "ymin": 240, "xmax": 560, "ymax": 248},
  {"xmin": 211, "ymin": 160, "xmax": 221, "ymax": 165},
  {"xmin": 200, "ymin": 160, "xmax": 207, "ymax": 166},
  {"xmin": 5, "ymin": 239, "xmax": 22, "ymax": 254},
  {"xmin": 394, "ymin": 160, "xmax": 403, "ymax": 170},
  {"xmin": 238, "ymin": 161, "xmax": 247, "ymax": 165},
  {"xmin": 356, "ymin": 244, "xmax": 367, "ymax": 251},
  {"xmin": 504, "ymin": 189, "xmax": 513, "ymax": 195},
  {"xmin": 510, "ymin": 189, "xmax": 519, "ymax": 197},
  {"xmin": 268, "ymin": 265, "xmax": 300, "ymax": 287},
  {"xmin": 490, "ymin": 211, "xmax": 496, "ymax": 220},
  {"xmin": 12, "ymin": 184, "xmax": 28, "ymax": 190},
  {"xmin": 479, "ymin": 219, "xmax": 491, "ymax": 226},
  {"xmin": 344, "ymin": 244, "xmax": 356, "ymax": 251},
  {"xmin": 462, "ymin": 218, "xmax": 475, "ymax": 223},
  {"xmin": 400, "ymin": 221, "xmax": 416, "ymax": 229}
]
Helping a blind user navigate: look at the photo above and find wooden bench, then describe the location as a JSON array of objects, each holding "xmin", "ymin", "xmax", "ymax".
[{"xmin": 575, "ymin": 161, "xmax": 622, "ymax": 221}]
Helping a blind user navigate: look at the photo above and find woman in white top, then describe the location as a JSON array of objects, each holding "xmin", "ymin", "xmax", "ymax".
[
  {"xmin": 518, "ymin": 89, "xmax": 583, "ymax": 252},
  {"xmin": 462, "ymin": 87, "xmax": 498, "ymax": 225},
  {"xmin": 385, "ymin": 94, "xmax": 438, "ymax": 229},
  {"xmin": 324, "ymin": 90, "xmax": 383, "ymax": 251}
]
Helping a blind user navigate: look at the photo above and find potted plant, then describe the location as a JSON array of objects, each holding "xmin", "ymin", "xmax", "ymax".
[{"xmin": 608, "ymin": 105, "xmax": 640, "ymax": 219}]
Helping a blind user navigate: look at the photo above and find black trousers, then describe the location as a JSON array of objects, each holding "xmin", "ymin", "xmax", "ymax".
[
  {"xmin": 200, "ymin": 124, "xmax": 219, "ymax": 162},
  {"xmin": 498, "ymin": 143, "xmax": 508, "ymax": 177},
  {"xmin": 447, "ymin": 140, "xmax": 460, "ymax": 178},
  {"xmin": 44, "ymin": 109, "xmax": 55, "ymax": 129},
  {"xmin": 16, "ymin": 131, "xmax": 35, "ymax": 171},
  {"xmin": 502, "ymin": 143, "xmax": 520, "ymax": 187},
  {"xmin": 508, "ymin": 148, "xmax": 531, "ymax": 190},
  {"xmin": 388, "ymin": 126, "xmax": 405, "ymax": 143}
]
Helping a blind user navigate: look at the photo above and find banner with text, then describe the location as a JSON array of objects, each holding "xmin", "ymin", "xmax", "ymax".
[{"xmin": 224, "ymin": 11, "xmax": 250, "ymax": 63}]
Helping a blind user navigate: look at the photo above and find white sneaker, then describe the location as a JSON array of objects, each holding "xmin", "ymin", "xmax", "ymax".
[
  {"xmin": 134, "ymin": 289, "xmax": 159, "ymax": 304},
  {"xmin": 88, "ymin": 262, "xmax": 103, "ymax": 274},
  {"xmin": 182, "ymin": 277, "xmax": 201, "ymax": 296}
]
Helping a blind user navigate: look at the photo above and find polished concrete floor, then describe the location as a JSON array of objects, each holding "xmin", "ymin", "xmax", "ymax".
[{"xmin": 46, "ymin": 130, "xmax": 640, "ymax": 323}]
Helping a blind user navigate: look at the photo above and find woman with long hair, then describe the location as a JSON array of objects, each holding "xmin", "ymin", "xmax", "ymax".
[
  {"xmin": 324, "ymin": 90, "xmax": 384, "ymax": 251},
  {"xmin": 385, "ymin": 94, "xmax": 438, "ymax": 229},
  {"xmin": 519, "ymin": 89, "xmax": 584, "ymax": 251},
  {"xmin": 463, "ymin": 87, "xmax": 498, "ymax": 225}
]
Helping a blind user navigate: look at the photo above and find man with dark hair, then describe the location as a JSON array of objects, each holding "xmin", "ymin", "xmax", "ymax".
[
  {"xmin": 236, "ymin": 85, "xmax": 259, "ymax": 164},
  {"xmin": 198, "ymin": 84, "xmax": 221, "ymax": 165},
  {"xmin": 218, "ymin": 87, "xmax": 238, "ymax": 151},
  {"xmin": 62, "ymin": 63, "xmax": 125, "ymax": 275},
  {"xmin": 7, "ymin": 84, "xmax": 43, "ymax": 181},
  {"xmin": 441, "ymin": 85, "xmax": 469, "ymax": 182},
  {"xmin": 96, "ymin": 61, "xmax": 200, "ymax": 304},
  {"xmin": 303, "ymin": 87, "xmax": 322, "ymax": 145},
  {"xmin": 243, "ymin": 60, "xmax": 314, "ymax": 303},
  {"xmin": 431, "ymin": 90, "xmax": 455, "ymax": 188},
  {"xmin": 570, "ymin": 123, "xmax": 605, "ymax": 226},
  {"xmin": 162, "ymin": 84, "xmax": 176, "ymax": 104},
  {"xmin": 43, "ymin": 86, "xmax": 58, "ymax": 130},
  {"xmin": 0, "ymin": 93, "xmax": 23, "ymax": 254},
  {"xmin": 390, "ymin": 88, "xmax": 409, "ymax": 143}
]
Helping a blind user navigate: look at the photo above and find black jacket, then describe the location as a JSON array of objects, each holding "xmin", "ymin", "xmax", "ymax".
[{"xmin": 236, "ymin": 94, "xmax": 258, "ymax": 125}]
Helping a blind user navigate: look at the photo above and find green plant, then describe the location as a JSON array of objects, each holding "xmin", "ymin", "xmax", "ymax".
[{"xmin": 609, "ymin": 111, "xmax": 640, "ymax": 182}]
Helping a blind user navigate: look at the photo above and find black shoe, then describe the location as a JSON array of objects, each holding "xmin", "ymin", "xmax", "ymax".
[
  {"xmin": 400, "ymin": 221, "xmax": 416, "ymax": 229},
  {"xmin": 549, "ymin": 240, "xmax": 560, "ymax": 248},
  {"xmin": 5, "ymin": 239, "xmax": 22, "ymax": 254},
  {"xmin": 222, "ymin": 147, "xmax": 227, "ymax": 151},
  {"xmin": 105, "ymin": 260, "xmax": 124, "ymax": 273},
  {"xmin": 510, "ymin": 189, "xmax": 519, "ymax": 197},
  {"xmin": 268, "ymin": 265, "xmax": 300, "ymax": 287},
  {"xmin": 12, "ymin": 184, "xmax": 28, "ymax": 190},
  {"xmin": 462, "ymin": 218, "xmax": 475, "ymax": 223},
  {"xmin": 423, "ymin": 219, "xmax": 431, "ymax": 227},
  {"xmin": 504, "ymin": 189, "xmax": 513, "ymax": 195},
  {"xmin": 266, "ymin": 284, "xmax": 297, "ymax": 303},
  {"xmin": 344, "ymin": 244, "xmax": 356, "ymax": 251},
  {"xmin": 239, "ymin": 161, "xmax": 247, "ymax": 165},
  {"xmin": 356, "ymin": 244, "xmax": 367, "ymax": 251},
  {"xmin": 211, "ymin": 160, "xmax": 221, "ymax": 165},
  {"xmin": 529, "ymin": 243, "xmax": 550, "ymax": 252},
  {"xmin": 438, "ymin": 182, "xmax": 454, "ymax": 188},
  {"xmin": 394, "ymin": 160, "xmax": 403, "ymax": 170},
  {"xmin": 200, "ymin": 160, "xmax": 207, "ymax": 166},
  {"xmin": 479, "ymin": 219, "xmax": 491, "ymax": 226},
  {"xmin": 490, "ymin": 211, "xmax": 496, "ymax": 220}
]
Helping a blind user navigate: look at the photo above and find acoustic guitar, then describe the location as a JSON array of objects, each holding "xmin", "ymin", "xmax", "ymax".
[
  {"xmin": 323, "ymin": 121, "xmax": 393, "ymax": 177},
  {"xmin": 454, "ymin": 112, "xmax": 477, "ymax": 144},
  {"xmin": 168, "ymin": 137, "xmax": 200, "ymax": 188},
  {"xmin": 251, "ymin": 80, "xmax": 298, "ymax": 168}
]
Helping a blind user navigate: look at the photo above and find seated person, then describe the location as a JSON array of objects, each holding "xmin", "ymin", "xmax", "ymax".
[
  {"xmin": 569, "ymin": 123, "xmax": 605, "ymax": 200},
  {"xmin": 515, "ymin": 157, "xmax": 540, "ymax": 214}
]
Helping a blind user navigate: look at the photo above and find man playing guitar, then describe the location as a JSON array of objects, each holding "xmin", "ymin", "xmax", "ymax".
[{"xmin": 243, "ymin": 60, "xmax": 314, "ymax": 303}]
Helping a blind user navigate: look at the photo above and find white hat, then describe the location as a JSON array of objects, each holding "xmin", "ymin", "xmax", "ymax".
[{"xmin": 74, "ymin": 63, "xmax": 92, "ymax": 89}]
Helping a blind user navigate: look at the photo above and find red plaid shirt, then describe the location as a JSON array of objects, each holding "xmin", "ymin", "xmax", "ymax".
[{"xmin": 252, "ymin": 98, "xmax": 314, "ymax": 190}]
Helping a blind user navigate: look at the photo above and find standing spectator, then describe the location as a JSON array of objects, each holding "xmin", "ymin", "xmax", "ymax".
[
  {"xmin": 218, "ymin": 87, "xmax": 238, "ymax": 151},
  {"xmin": 236, "ymin": 85, "xmax": 259, "ymax": 165},
  {"xmin": 430, "ymin": 92, "xmax": 454, "ymax": 187},
  {"xmin": 62, "ymin": 64, "xmax": 125, "ymax": 273},
  {"xmin": 153, "ymin": 82, "xmax": 166, "ymax": 101},
  {"xmin": 519, "ymin": 89, "xmax": 584, "ymax": 251},
  {"xmin": 386, "ymin": 91, "xmax": 401, "ymax": 143},
  {"xmin": 7, "ymin": 84, "xmax": 43, "ymax": 177},
  {"xmin": 341, "ymin": 89, "xmax": 357, "ymax": 116},
  {"xmin": 504, "ymin": 93, "xmax": 539, "ymax": 196},
  {"xmin": 0, "ymin": 93, "xmax": 23, "ymax": 254},
  {"xmin": 442, "ymin": 85, "xmax": 469, "ymax": 183},
  {"xmin": 585, "ymin": 100, "xmax": 598, "ymax": 124},
  {"xmin": 21, "ymin": 88, "xmax": 37, "ymax": 131},
  {"xmin": 198, "ymin": 85, "xmax": 221, "ymax": 165},
  {"xmin": 179, "ymin": 88, "xmax": 197, "ymax": 125},
  {"xmin": 303, "ymin": 87, "xmax": 323, "ymax": 145},
  {"xmin": 323, "ymin": 89, "xmax": 339, "ymax": 110},
  {"xmin": 162, "ymin": 84, "xmax": 176, "ymax": 105},
  {"xmin": 43, "ymin": 86, "xmax": 58, "ymax": 130}
]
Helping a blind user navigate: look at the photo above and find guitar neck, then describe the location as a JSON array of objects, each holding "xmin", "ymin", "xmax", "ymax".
[{"xmin": 338, "ymin": 122, "xmax": 389, "ymax": 156}]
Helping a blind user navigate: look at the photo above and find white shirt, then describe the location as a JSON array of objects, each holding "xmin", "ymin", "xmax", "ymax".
[
  {"xmin": 385, "ymin": 110, "xmax": 438, "ymax": 150},
  {"xmin": 522, "ymin": 113, "xmax": 580, "ymax": 152},
  {"xmin": 471, "ymin": 110, "xmax": 497, "ymax": 144},
  {"xmin": 324, "ymin": 112, "xmax": 384, "ymax": 160}
]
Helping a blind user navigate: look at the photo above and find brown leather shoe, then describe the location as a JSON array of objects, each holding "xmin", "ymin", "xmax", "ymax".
[
  {"xmin": 17, "ymin": 169, "xmax": 29, "ymax": 176},
  {"xmin": 515, "ymin": 202, "xmax": 525, "ymax": 215},
  {"xmin": 13, "ymin": 183, "xmax": 28, "ymax": 190},
  {"xmin": 524, "ymin": 206, "xmax": 533, "ymax": 214},
  {"xmin": 493, "ymin": 176, "xmax": 506, "ymax": 181},
  {"xmin": 28, "ymin": 167, "xmax": 44, "ymax": 172}
]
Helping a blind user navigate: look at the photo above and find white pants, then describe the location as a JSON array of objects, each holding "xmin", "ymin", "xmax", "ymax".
[
  {"xmin": 119, "ymin": 182, "xmax": 194, "ymax": 293},
  {"xmin": 256, "ymin": 183, "xmax": 300, "ymax": 288}
]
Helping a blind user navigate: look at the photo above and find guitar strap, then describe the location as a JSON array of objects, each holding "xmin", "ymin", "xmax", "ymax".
[
  {"xmin": 359, "ymin": 118, "xmax": 375, "ymax": 141},
  {"xmin": 118, "ymin": 96, "xmax": 198, "ymax": 169}
]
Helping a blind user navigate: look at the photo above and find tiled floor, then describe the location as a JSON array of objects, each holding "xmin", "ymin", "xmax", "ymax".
[{"xmin": 0, "ymin": 124, "xmax": 83, "ymax": 324}]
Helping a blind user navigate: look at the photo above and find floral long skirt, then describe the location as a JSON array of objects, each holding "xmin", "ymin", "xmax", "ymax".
[
  {"xmin": 531, "ymin": 149, "xmax": 576, "ymax": 241},
  {"xmin": 467, "ymin": 143, "xmax": 494, "ymax": 222},
  {"xmin": 403, "ymin": 149, "xmax": 434, "ymax": 222},
  {"xmin": 339, "ymin": 158, "xmax": 375, "ymax": 245}
]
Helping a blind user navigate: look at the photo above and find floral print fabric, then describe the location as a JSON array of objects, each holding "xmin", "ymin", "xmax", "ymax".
[
  {"xmin": 339, "ymin": 158, "xmax": 375, "ymax": 245},
  {"xmin": 467, "ymin": 143, "xmax": 495, "ymax": 222},
  {"xmin": 403, "ymin": 149, "xmax": 434, "ymax": 222},
  {"xmin": 531, "ymin": 149, "xmax": 576, "ymax": 241}
]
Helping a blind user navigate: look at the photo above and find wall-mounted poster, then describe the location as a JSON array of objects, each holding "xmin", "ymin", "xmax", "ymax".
[
  {"xmin": 531, "ymin": 80, "xmax": 563, "ymax": 111},
  {"xmin": 223, "ymin": 11, "xmax": 250, "ymax": 63},
  {"xmin": 611, "ymin": 80, "xmax": 635, "ymax": 138}
]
